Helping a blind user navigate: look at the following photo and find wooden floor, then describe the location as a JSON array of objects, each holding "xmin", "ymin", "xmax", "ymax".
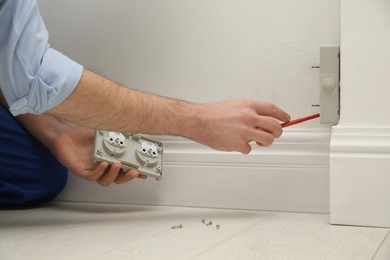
[{"xmin": 1, "ymin": 202, "xmax": 389, "ymax": 260}]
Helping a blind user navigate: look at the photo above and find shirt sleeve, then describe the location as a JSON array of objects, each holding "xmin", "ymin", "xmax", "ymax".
[{"xmin": 0, "ymin": 0, "xmax": 83, "ymax": 116}]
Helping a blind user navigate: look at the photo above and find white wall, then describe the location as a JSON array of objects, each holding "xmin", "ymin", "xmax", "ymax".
[
  {"xmin": 36, "ymin": 0, "xmax": 341, "ymax": 213},
  {"xmin": 339, "ymin": 0, "xmax": 390, "ymax": 126},
  {"xmin": 37, "ymin": 0, "xmax": 339, "ymax": 122},
  {"xmin": 330, "ymin": 0, "xmax": 390, "ymax": 227}
]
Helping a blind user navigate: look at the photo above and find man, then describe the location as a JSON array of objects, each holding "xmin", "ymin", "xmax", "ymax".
[{"xmin": 0, "ymin": 0, "xmax": 290, "ymax": 207}]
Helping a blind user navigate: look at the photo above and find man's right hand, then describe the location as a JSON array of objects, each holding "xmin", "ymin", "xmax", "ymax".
[{"xmin": 188, "ymin": 99, "xmax": 290, "ymax": 154}]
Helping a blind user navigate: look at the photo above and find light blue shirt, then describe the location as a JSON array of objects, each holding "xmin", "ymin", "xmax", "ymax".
[{"xmin": 0, "ymin": 0, "xmax": 83, "ymax": 116}]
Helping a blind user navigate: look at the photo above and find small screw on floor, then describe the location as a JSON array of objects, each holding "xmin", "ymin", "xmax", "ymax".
[
  {"xmin": 202, "ymin": 219, "xmax": 206, "ymax": 224},
  {"xmin": 171, "ymin": 224, "xmax": 183, "ymax": 229},
  {"xmin": 205, "ymin": 221, "xmax": 213, "ymax": 226},
  {"xmin": 216, "ymin": 224, "xmax": 220, "ymax": 230}
]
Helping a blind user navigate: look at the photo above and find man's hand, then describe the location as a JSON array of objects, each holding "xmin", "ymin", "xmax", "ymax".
[
  {"xmin": 49, "ymin": 125, "xmax": 146, "ymax": 186},
  {"xmin": 189, "ymin": 99, "xmax": 290, "ymax": 154}
]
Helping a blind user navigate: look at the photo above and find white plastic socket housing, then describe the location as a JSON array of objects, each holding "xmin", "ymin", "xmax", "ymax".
[
  {"xmin": 319, "ymin": 45, "xmax": 340, "ymax": 125},
  {"xmin": 93, "ymin": 130, "xmax": 164, "ymax": 180}
]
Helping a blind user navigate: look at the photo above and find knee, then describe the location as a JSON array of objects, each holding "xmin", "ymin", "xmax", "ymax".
[
  {"xmin": 34, "ymin": 162, "xmax": 69, "ymax": 204},
  {"xmin": 0, "ymin": 161, "xmax": 68, "ymax": 208},
  {"xmin": 0, "ymin": 105, "xmax": 68, "ymax": 207}
]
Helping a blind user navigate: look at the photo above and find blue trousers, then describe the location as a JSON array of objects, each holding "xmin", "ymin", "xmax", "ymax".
[{"xmin": 0, "ymin": 105, "xmax": 68, "ymax": 207}]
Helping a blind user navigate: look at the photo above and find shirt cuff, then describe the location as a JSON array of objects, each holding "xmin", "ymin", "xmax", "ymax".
[{"xmin": 9, "ymin": 48, "xmax": 83, "ymax": 116}]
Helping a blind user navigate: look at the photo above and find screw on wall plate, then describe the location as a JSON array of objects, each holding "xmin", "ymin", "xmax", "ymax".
[
  {"xmin": 216, "ymin": 224, "xmax": 220, "ymax": 230},
  {"xmin": 171, "ymin": 224, "xmax": 183, "ymax": 229}
]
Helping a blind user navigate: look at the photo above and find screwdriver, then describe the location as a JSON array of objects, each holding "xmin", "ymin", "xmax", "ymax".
[{"xmin": 281, "ymin": 113, "xmax": 320, "ymax": 128}]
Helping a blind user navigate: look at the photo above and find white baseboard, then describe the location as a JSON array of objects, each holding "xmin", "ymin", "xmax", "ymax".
[
  {"xmin": 330, "ymin": 126, "xmax": 390, "ymax": 227},
  {"xmin": 57, "ymin": 128, "xmax": 331, "ymax": 213}
]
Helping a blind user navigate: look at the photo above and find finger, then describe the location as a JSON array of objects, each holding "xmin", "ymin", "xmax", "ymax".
[
  {"xmin": 256, "ymin": 142, "xmax": 264, "ymax": 147},
  {"xmin": 237, "ymin": 141, "xmax": 252, "ymax": 154},
  {"xmin": 254, "ymin": 102, "xmax": 290, "ymax": 123},
  {"xmin": 137, "ymin": 174, "xmax": 148, "ymax": 179},
  {"xmin": 82, "ymin": 161, "xmax": 110, "ymax": 182},
  {"xmin": 255, "ymin": 116, "xmax": 284, "ymax": 138},
  {"xmin": 114, "ymin": 169, "xmax": 140, "ymax": 184},
  {"xmin": 249, "ymin": 128, "xmax": 276, "ymax": 147},
  {"xmin": 97, "ymin": 162, "xmax": 122, "ymax": 187}
]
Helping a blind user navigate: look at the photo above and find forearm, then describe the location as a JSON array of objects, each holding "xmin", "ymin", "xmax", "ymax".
[
  {"xmin": 48, "ymin": 69, "xmax": 200, "ymax": 139},
  {"xmin": 16, "ymin": 113, "xmax": 70, "ymax": 152},
  {"xmin": 46, "ymin": 69, "xmax": 290, "ymax": 154}
]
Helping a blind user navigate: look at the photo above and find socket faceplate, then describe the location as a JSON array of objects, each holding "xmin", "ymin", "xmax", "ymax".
[{"xmin": 93, "ymin": 130, "xmax": 164, "ymax": 180}]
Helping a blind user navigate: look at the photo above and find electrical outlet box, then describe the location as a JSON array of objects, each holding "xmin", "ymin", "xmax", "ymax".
[
  {"xmin": 320, "ymin": 45, "xmax": 340, "ymax": 125},
  {"xmin": 93, "ymin": 130, "xmax": 164, "ymax": 180}
]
